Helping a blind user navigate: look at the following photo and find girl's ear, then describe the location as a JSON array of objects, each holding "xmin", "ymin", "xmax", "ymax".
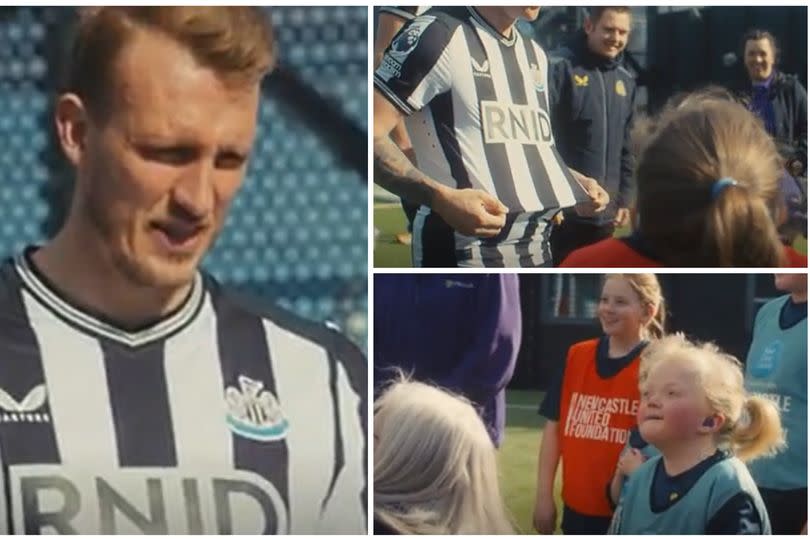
[
  {"xmin": 698, "ymin": 413, "xmax": 726, "ymax": 434},
  {"xmin": 643, "ymin": 303, "xmax": 656, "ymax": 325}
]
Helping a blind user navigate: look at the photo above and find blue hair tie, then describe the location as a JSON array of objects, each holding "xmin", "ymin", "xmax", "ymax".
[{"xmin": 711, "ymin": 177, "xmax": 738, "ymax": 200}]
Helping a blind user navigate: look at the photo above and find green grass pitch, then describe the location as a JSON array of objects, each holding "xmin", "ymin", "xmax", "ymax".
[
  {"xmin": 500, "ymin": 390, "xmax": 564, "ymax": 534},
  {"xmin": 374, "ymin": 204, "xmax": 808, "ymax": 268}
]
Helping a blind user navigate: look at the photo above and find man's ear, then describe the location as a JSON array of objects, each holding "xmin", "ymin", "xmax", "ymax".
[
  {"xmin": 55, "ymin": 93, "xmax": 90, "ymax": 167},
  {"xmin": 584, "ymin": 16, "xmax": 595, "ymax": 34}
]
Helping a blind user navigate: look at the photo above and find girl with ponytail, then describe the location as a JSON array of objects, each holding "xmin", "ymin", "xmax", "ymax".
[
  {"xmin": 610, "ymin": 334, "xmax": 783, "ymax": 534},
  {"xmin": 561, "ymin": 92, "xmax": 805, "ymax": 267}
]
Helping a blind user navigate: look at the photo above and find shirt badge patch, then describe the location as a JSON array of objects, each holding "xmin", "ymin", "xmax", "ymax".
[
  {"xmin": 574, "ymin": 73, "xmax": 589, "ymax": 87},
  {"xmin": 388, "ymin": 16, "xmax": 435, "ymax": 64},
  {"xmin": 615, "ymin": 79, "xmax": 627, "ymax": 96},
  {"xmin": 225, "ymin": 375, "xmax": 289, "ymax": 442}
]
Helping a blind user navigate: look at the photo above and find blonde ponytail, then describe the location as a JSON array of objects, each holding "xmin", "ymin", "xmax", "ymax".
[{"xmin": 728, "ymin": 395, "xmax": 785, "ymax": 462}]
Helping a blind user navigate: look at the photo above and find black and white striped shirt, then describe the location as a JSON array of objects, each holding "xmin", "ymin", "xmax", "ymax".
[
  {"xmin": 0, "ymin": 250, "xmax": 366, "ymax": 534},
  {"xmin": 375, "ymin": 6, "xmax": 589, "ymax": 267}
]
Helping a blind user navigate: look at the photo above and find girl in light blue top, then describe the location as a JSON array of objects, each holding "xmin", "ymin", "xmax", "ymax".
[
  {"xmin": 611, "ymin": 334, "xmax": 783, "ymax": 534},
  {"xmin": 745, "ymin": 273, "xmax": 807, "ymax": 534}
]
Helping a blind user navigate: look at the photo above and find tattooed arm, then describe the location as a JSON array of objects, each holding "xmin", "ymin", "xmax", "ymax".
[{"xmin": 373, "ymin": 90, "xmax": 507, "ymax": 237}]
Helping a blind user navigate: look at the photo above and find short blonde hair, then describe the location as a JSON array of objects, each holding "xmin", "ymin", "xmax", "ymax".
[
  {"xmin": 67, "ymin": 7, "xmax": 276, "ymax": 117},
  {"xmin": 639, "ymin": 334, "xmax": 784, "ymax": 461},
  {"xmin": 604, "ymin": 274, "xmax": 666, "ymax": 339},
  {"xmin": 374, "ymin": 377, "xmax": 513, "ymax": 534}
]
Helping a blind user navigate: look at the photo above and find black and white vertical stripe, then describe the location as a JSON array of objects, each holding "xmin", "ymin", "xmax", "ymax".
[
  {"xmin": 0, "ymin": 260, "xmax": 366, "ymax": 534},
  {"xmin": 375, "ymin": 6, "xmax": 589, "ymax": 267}
]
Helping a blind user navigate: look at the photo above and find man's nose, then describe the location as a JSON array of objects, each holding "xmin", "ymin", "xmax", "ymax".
[{"xmin": 171, "ymin": 161, "xmax": 215, "ymax": 220}]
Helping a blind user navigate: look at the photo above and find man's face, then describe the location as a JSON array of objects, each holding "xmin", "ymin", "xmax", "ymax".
[
  {"xmin": 585, "ymin": 10, "xmax": 631, "ymax": 59},
  {"xmin": 745, "ymin": 38, "xmax": 775, "ymax": 82},
  {"xmin": 71, "ymin": 29, "xmax": 259, "ymax": 289},
  {"xmin": 502, "ymin": 6, "xmax": 541, "ymax": 22}
]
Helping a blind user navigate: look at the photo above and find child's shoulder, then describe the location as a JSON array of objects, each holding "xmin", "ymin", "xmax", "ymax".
[
  {"xmin": 706, "ymin": 456, "xmax": 754, "ymax": 486},
  {"xmin": 567, "ymin": 337, "xmax": 601, "ymax": 357}
]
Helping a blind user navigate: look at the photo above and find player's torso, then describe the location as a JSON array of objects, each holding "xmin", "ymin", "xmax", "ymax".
[
  {"xmin": 0, "ymin": 262, "xmax": 338, "ymax": 534},
  {"xmin": 407, "ymin": 8, "xmax": 580, "ymax": 217}
]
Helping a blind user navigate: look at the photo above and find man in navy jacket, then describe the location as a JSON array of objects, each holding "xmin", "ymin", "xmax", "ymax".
[{"xmin": 548, "ymin": 7, "xmax": 636, "ymax": 266}]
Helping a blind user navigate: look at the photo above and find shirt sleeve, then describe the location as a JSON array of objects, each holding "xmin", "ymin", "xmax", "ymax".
[
  {"xmin": 373, "ymin": 14, "xmax": 455, "ymax": 115},
  {"xmin": 705, "ymin": 492, "xmax": 765, "ymax": 534},
  {"xmin": 378, "ymin": 6, "xmax": 422, "ymax": 21},
  {"xmin": 538, "ymin": 354, "xmax": 567, "ymax": 421}
]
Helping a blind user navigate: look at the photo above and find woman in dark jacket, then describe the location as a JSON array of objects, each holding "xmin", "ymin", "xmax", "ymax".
[{"xmin": 737, "ymin": 29, "xmax": 807, "ymax": 176}]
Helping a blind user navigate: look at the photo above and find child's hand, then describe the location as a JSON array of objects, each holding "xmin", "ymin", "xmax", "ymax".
[
  {"xmin": 617, "ymin": 448, "xmax": 646, "ymax": 476},
  {"xmin": 533, "ymin": 496, "xmax": 558, "ymax": 535}
]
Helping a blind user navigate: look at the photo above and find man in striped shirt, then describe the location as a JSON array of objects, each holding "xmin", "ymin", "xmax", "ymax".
[
  {"xmin": 374, "ymin": 6, "xmax": 609, "ymax": 267},
  {"xmin": 0, "ymin": 7, "xmax": 366, "ymax": 534}
]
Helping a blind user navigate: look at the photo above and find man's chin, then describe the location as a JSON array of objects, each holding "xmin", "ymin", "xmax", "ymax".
[{"xmin": 117, "ymin": 252, "xmax": 200, "ymax": 290}]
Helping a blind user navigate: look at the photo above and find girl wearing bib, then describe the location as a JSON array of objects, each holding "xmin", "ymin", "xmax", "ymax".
[
  {"xmin": 533, "ymin": 274, "xmax": 665, "ymax": 534},
  {"xmin": 612, "ymin": 335, "xmax": 783, "ymax": 534}
]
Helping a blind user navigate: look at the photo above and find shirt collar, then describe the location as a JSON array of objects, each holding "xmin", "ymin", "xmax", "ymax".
[{"xmin": 467, "ymin": 7, "xmax": 518, "ymax": 47}]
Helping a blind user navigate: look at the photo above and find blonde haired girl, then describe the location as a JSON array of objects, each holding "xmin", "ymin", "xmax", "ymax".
[
  {"xmin": 534, "ymin": 274, "xmax": 665, "ymax": 534},
  {"xmin": 611, "ymin": 334, "xmax": 783, "ymax": 533}
]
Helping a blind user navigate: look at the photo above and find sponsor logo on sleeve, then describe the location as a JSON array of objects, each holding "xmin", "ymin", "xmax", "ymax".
[{"xmin": 377, "ymin": 16, "xmax": 436, "ymax": 82}]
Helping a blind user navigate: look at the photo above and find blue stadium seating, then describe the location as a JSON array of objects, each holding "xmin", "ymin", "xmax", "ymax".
[{"xmin": 0, "ymin": 6, "xmax": 368, "ymax": 350}]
